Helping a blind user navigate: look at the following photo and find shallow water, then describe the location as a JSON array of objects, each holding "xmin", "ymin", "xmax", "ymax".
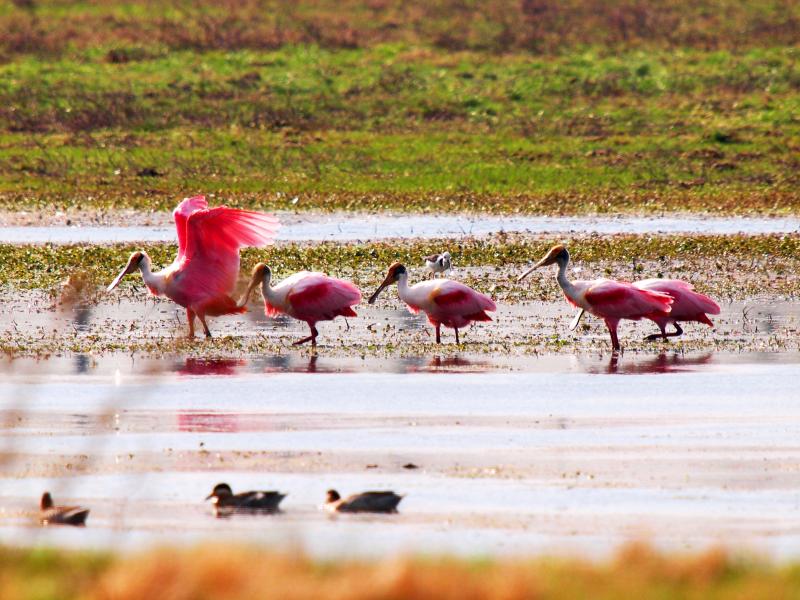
[
  {"xmin": 2, "ymin": 352, "xmax": 800, "ymax": 558},
  {"xmin": 2, "ymin": 213, "xmax": 799, "ymax": 244}
]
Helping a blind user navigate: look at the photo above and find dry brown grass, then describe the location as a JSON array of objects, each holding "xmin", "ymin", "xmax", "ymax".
[{"xmin": 2, "ymin": 542, "xmax": 798, "ymax": 600}]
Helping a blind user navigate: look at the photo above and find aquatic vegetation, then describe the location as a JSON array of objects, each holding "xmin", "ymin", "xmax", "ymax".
[{"xmin": 1, "ymin": 234, "xmax": 798, "ymax": 290}]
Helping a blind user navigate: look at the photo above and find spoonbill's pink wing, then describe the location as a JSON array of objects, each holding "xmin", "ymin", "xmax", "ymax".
[
  {"xmin": 181, "ymin": 206, "xmax": 280, "ymax": 297},
  {"xmin": 173, "ymin": 195, "xmax": 208, "ymax": 259},
  {"xmin": 185, "ymin": 207, "xmax": 279, "ymax": 260},
  {"xmin": 584, "ymin": 280, "xmax": 672, "ymax": 320},
  {"xmin": 432, "ymin": 282, "xmax": 496, "ymax": 320},
  {"xmin": 287, "ymin": 275, "xmax": 361, "ymax": 321},
  {"xmin": 635, "ymin": 279, "xmax": 721, "ymax": 319}
]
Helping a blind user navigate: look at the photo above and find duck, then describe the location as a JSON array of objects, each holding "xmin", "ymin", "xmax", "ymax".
[
  {"xmin": 324, "ymin": 489, "xmax": 404, "ymax": 513},
  {"xmin": 205, "ymin": 483, "xmax": 286, "ymax": 517},
  {"xmin": 39, "ymin": 492, "xmax": 89, "ymax": 526}
]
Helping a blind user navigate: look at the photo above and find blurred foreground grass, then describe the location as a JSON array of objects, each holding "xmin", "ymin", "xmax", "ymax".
[{"xmin": 2, "ymin": 543, "xmax": 799, "ymax": 600}]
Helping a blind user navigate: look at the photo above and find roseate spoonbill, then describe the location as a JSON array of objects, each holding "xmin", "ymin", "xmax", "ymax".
[
  {"xmin": 107, "ymin": 196, "xmax": 278, "ymax": 338},
  {"xmin": 205, "ymin": 483, "xmax": 286, "ymax": 517},
  {"xmin": 368, "ymin": 263, "xmax": 495, "ymax": 344},
  {"xmin": 40, "ymin": 492, "xmax": 89, "ymax": 526},
  {"xmin": 241, "ymin": 264, "xmax": 361, "ymax": 347},
  {"xmin": 425, "ymin": 251, "xmax": 451, "ymax": 278},
  {"xmin": 324, "ymin": 490, "xmax": 403, "ymax": 513},
  {"xmin": 634, "ymin": 279, "xmax": 721, "ymax": 340},
  {"xmin": 517, "ymin": 245, "xmax": 673, "ymax": 352}
]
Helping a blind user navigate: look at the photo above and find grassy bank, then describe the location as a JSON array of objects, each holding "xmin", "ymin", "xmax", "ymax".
[
  {"xmin": 0, "ymin": 2, "xmax": 798, "ymax": 214},
  {"xmin": 1, "ymin": 543, "xmax": 798, "ymax": 600}
]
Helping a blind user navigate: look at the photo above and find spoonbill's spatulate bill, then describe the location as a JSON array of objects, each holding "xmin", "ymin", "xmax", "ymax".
[
  {"xmin": 368, "ymin": 262, "xmax": 495, "ymax": 344},
  {"xmin": 634, "ymin": 279, "xmax": 721, "ymax": 340},
  {"xmin": 241, "ymin": 264, "xmax": 361, "ymax": 347},
  {"xmin": 518, "ymin": 245, "xmax": 673, "ymax": 352},
  {"xmin": 106, "ymin": 196, "xmax": 279, "ymax": 338}
]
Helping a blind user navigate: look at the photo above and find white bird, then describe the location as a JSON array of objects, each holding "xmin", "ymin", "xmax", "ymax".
[{"xmin": 424, "ymin": 251, "xmax": 451, "ymax": 279}]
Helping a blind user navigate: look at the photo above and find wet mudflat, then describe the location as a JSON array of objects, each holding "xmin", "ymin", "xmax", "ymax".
[
  {"xmin": 1, "ymin": 351, "xmax": 800, "ymax": 559},
  {"xmin": 1, "ymin": 212, "xmax": 800, "ymax": 243}
]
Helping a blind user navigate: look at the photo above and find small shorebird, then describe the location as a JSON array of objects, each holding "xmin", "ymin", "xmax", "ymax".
[
  {"xmin": 634, "ymin": 279, "xmax": 721, "ymax": 340},
  {"xmin": 205, "ymin": 483, "xmax": 286, "ymax": 517},
  {"xmin": 518, "ymin": 245, "xmax": 673, "ymax": 352},
  {"xmin": 368, "ymin": 262, "xmax": 495, "ymax": 344},
  {"xmin": 424, "ymin": 251, "xmax": 451, "ymax": 278},
  {"xmin": 324, "ymin": 490, "xmax": 403, "ymax": 513},
  {"xmin": 107, "ymin": 195, "xmax": 279, "ymax": 338},
  {"xmin": 240, "ymin": 264, "xmax": 361, "ymax": 347},
  {"xmin": 39, "ymin": 492, "xmax": 89, "ymax": 526}
]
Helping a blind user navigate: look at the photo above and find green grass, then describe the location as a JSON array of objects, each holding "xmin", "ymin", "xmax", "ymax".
[{"xmin": 0, "ymin": 2, "xmax": 798, "ymax": 213}]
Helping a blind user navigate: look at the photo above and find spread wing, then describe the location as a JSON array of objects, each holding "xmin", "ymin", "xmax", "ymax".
[
  {"xmin": 173, "ymin": 195, "xmax": 209, "ymax": 260},
  {"xmin": 181, "ymin": 206, "xmax": 280, "ymax": 297}
]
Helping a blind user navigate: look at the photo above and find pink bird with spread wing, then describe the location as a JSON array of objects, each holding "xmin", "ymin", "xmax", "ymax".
[
  {"xmin": 634, "ymin": 279, "xmax": 721, "ymax": 340},
  {"xmin": 107, "ymin": 195, "xmax": 279, "ymax": 338},
  {"xmin": 368, "ymin": 262, "xmax": 496, "ymax": 344},
  {"xmin": 517, "ymin": 245, "xmax": 673, "ymax": 352},
  {"xmin": 242, "ymin": 264, "xmax": 361, "ymax": 347}
]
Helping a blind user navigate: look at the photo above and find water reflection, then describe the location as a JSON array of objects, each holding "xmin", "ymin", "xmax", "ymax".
[
  {"xmin": 5, "ymin": 350, "xmax": 800, "ymax": 380},
  {"xmin": 178, "ymin": 358, "xmax": 246, "ymax": 376},
  {"xmin": 590, "ymin": 352, "xmax": 715, "ymax": 375},
  {"xmin": 177, "ymin": 411, "xmax": 241, "ymax": 433}
]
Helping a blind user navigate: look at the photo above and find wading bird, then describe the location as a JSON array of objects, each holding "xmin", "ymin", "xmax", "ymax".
[
  {"xmin": 39, "ymin": 492, "xmax": 89, "ymax": 526},
  {"xmin": 205, "ymin": 483, "xmax": 286, "ymax": 517},
  {"xmin": 324, "ymin": 490, "xmax": 403, "ymax": 514},
  {"xmin": 517, "ymin": 245, "xmax": 673, "ymax": 352},
  {"xmin": 634, "ymin": 279, "xmax": 721, "ymax": 341},
  {"xmin": 241, "ymin": 264, "xmax": 361, "ymax": 347},
  {"xmin": 107, "ymin": 196, "xmax": 278, "ymax": 338},
  {"xmin": 368, "ymin": 263, "xmax": 495, "ymax": 344},
  {"xmin": 424, "ymin": 251, "xmax": 451, "ymax": 278}
]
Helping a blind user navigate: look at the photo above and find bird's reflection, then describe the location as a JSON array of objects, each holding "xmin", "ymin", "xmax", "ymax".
[
  {"xmin": 177, "ymin": 358, "xmax": 245, "ymax": 376},
  {"xmin": 398, "ymin": 354, "xmax": 492, "ymax": 374},
  {"xmin": 177, "ymin": 411, "xmax": 240, "ymax": 432},
  {"xmin": 597, "ymin": 352, "xmax": 715, "ymax": 374}
]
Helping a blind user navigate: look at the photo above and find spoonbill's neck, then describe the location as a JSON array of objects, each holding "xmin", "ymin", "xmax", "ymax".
[
  {"xmin": 396, "ymin": 273, "xmax": 412, "ymax": 303},
  {"xmin": 139, "ymin": 254, "xmax": 166, "ymax": 295},
  {"xmin": 261, "ymin": 276, "xmax": 277, "ymax": 304},
  {"xmin": 554, "ymin": 255, "xmax": 578, "ymax": 301}
]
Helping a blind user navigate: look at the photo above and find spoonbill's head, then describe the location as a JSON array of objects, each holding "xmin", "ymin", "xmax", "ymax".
[
  {"xmin": 248, "ymin": 262, "xmax": 272, "ymax": 285},
  {"xmin": 240, "ymin": 262, "xmax": 272, "ymax": 305},
  {"xmin": 325, "ymin": 489, "xmax": 341, "ymax": 503},
  {"xmin": 517, "ymin": 245, "xmax": 570, "ymax": 282},
  {"xmin": 368, "ymin": 262, "xmax": 407, "ymax": 304},
  {"xmin": 205, "ymin": 483, "xmax": 233, "ymax": 501},
  {"xmin": 107, "ymin": 251, "xmax": 146, "ymax": 291},
  {"xmin": 40, "ymin": 492, "xmax": 54, "ymax": 510}
]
